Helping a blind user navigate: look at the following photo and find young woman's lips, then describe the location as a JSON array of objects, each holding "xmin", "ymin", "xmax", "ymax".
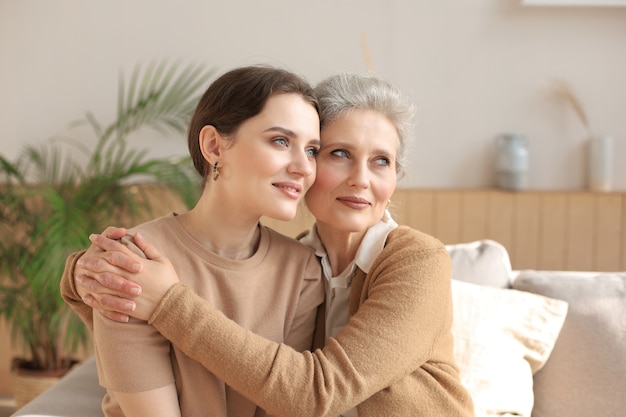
[
  {"xmin": 273, "ymin": 182, "xmax": 301, "ymax": 200},
  {"xmin": 337, "ymin": 196, "xmax": 371, "ymax": 210}
]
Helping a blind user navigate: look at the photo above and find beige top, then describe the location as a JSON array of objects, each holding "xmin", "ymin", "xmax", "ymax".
[
  {"xmin": 144, "ymin": 225, "xmax": 475, "ymax": 417},
  {"xmin": 63, "ymin": 213, "xmax": 324, "ymax": 417}
]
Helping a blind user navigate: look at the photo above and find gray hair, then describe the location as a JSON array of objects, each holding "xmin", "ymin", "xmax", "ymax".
[{"xmin": 314, "ymin": 73, "xmax": 416, "ymax": 176}]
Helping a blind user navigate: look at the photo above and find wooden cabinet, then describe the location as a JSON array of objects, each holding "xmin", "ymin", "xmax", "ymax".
[{"xmin": 263, "ymin": 189, "xmax": 626, "ymax": 272}]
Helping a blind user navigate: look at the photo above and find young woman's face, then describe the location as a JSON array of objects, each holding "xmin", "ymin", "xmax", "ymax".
[
  {"xmin": 305, "ymin": 109, "xmax": 398, "ymax": 233},
  {"xmin": 218, "ymin": 93, "xmax": 320, "ymax": 221}
]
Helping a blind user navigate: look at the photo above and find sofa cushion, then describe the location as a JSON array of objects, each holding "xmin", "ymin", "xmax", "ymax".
[
  {"xmin": 512, "ymin": 270, "xmax": 626, "ymax": 417},
  {"xmin": 446, "ymin": 240, "xmax": 512, "ymax": 288},
  {"xmin": 451, "ymin": 279, "xmax": 568, "ymax": 417},
  {"xmin": 11, "ymin": 356, "xmax": 104, "ymax": 417}
]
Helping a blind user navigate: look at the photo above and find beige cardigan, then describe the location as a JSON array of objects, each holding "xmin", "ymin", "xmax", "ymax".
[{"xmin": 61, "ymin": 226, "xmax": 474, "ymax": 417}]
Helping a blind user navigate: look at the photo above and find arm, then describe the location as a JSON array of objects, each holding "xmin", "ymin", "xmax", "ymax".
[
  {"xmin": 74, "ymin": 229, "xmax": 450, "ymax": 416},
  {"xmin": 93, "ymin": 305, "xmax": 179, "ymax": 417},
  {"xmin": 145, "ymin": 228, "xmax": 452, "ymax": 417},
  {"xmin": 60, "ymin": 250, "xmax": 94, "ymax": 329},
  {"xmin": 89, "ymin": 231, "xmax": 180, "ymax": 417},
  {"xmin": 112, "ymin": 384, "xmax": 181, "ymax": 417}
]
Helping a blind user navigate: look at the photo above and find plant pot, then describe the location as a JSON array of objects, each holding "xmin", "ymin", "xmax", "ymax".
[{"xmin": 11, "ymin": 358, "xmax": 78, "ymax": 409}]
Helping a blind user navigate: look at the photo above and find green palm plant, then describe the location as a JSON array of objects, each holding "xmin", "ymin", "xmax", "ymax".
[{"xmin": 0, "ymin": 60, "xmax": 215, "ymax": 373}]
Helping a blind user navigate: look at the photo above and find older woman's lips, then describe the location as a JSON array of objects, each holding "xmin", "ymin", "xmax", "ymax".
[{"xmin": 337, "ymin": 196, "xmax": 371, "ymax": 210}]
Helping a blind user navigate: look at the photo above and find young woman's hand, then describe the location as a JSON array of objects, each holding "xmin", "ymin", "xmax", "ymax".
[{"xmin": 122, "ymin": 232, "xmax": 181, "ymax": 321}]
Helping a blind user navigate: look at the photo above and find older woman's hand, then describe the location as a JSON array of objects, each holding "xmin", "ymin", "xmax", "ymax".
[
  {"xmin": 76, "ymin": 227, "xmax": 180, "ymax": 322},
  {"xmin": 75, "ymin": 226, "xmax": 144, "ymax": 322}
]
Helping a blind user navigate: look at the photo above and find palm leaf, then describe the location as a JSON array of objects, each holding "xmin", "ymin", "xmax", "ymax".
[{"xmin": 0, "ymin": 59, "xmax": 215, "ymax": 371}]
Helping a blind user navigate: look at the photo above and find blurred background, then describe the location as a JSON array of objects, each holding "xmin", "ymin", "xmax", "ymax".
[{"xmin": 1, "ymin": 0, "xmax": 625, "ymax": 190}]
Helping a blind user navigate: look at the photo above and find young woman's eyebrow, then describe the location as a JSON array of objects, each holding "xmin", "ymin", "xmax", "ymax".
[
  {"xmin": 263, "ymin": 126, "xmax": 296, "ymax": 137},
  {"xmin": 264, "ymin": 126, "xmax": 320, "ymax": 145}
]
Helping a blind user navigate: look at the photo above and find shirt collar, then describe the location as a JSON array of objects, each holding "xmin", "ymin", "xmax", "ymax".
[{"xmin": 300, "ymin": 210, "xmax": 398, "ymax": 275}]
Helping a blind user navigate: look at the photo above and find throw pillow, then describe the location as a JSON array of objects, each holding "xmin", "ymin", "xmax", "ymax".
[
  {"xmin": 512, "ymin": 270, "xmax": 626, "ymax": 417},
  {"xmin": 451, "ymin": 279, "xmax": 568, "ymax": 417},
  {"xmin": 446, "ymin": 240, "xmax": 513, "ymax": 288}
]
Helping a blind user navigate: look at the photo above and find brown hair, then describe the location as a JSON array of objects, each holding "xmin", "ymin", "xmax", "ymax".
[{"xmin": 188, "ymin": 65, "xmax": 319, "ymax": 181}]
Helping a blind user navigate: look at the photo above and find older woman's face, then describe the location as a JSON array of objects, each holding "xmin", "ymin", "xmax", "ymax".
[{"xmin": 305, "ymin": 109, "xmax": 398, "ymax": 233}]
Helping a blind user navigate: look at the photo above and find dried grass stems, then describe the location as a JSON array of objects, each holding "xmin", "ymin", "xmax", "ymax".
[{"xmin": 551, "ymin": 80, "xmax": 593, "ymax": 138}]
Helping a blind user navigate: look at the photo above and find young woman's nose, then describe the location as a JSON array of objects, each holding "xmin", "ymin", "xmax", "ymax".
[{"xmin": 287, "ymin": 150, "xmax": 315, "ymax": 177}]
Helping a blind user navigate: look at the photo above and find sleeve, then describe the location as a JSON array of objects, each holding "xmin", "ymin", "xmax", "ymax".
[
  {"xmin": 60, "ymin": 251, "xmax": 93, "ymax": 330},
  {"xmin": 93, "ymin": 312, "xmax": 174, "ymax": 392},
  {"xmin": 148, "ymin": 230, "xmax": 453, "ymax": 417},
  {"xmin": 61, "ymin": 242, "xmax": 175, "ymax": 392},
  {"xmin": 282, "ymin": 252, "xmax": 324, "ymax": 352}
]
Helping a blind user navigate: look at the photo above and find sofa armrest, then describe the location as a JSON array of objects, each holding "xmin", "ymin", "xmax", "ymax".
[{"xmin": 11, "ymin": 356, "xmax": 104, "ymax": 417}]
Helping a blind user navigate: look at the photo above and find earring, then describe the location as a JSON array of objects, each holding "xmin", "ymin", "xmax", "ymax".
[{"xmin": 212, "ymin": 162, "xmax": 220, "ymax": 181}]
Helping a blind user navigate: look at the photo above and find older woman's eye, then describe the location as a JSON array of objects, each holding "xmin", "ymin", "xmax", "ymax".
[{"xmin": 374, "ymin": 156, "xmax": 390, "ymax": 166}]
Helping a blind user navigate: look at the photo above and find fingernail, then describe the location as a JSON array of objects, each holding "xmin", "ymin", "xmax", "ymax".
[
  {"xmin": 130, "ymin": 287, "xmax": 141, "ymax": 296},
  {"xmin": 132, "ymin": 262, "xmax": 142, "ymax": 273},
  {"xmin": 89, "ymin": 234, "xmax": 96, "ymax": 241},
  {"xmin": 123, "ymin": 301, "xmax": 136, "ymax": 312}
]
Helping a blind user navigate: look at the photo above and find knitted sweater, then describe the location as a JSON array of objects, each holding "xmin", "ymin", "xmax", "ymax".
[{"xmin": 144, "ymin": 225, "xmax": 475, "ymax": 417}]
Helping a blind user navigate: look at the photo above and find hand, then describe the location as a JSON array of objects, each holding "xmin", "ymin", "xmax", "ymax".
[
  {"xmin": 77, "ymin": 228, "xmax": 180, "ymax": 321},
  {"xmin": 76, "ymin": 226, "xmax": 144, "ymax": 322},
  {"xmin": 126, "ymin": 232, "xmax": 180, "ymax": 321}
]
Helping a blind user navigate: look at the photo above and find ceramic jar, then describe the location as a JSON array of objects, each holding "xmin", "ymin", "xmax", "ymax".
[{"xmin": 495, "ymin": 133, "xmax": 529, "ymax": 191}]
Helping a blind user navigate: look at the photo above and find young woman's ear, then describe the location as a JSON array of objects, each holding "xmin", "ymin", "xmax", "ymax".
[{"xmin": 198, "ymin": 125, "xmax": 222, "ymax": 164}]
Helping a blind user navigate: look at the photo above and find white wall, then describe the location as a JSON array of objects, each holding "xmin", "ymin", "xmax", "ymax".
[{"xmin": 1, "ymin": 0, "xmax": 625, "ymax": 190}]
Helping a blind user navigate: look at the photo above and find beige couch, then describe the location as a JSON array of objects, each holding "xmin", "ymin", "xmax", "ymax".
[{"xmin": 11, "ymin": 240, "xmax": 626, "ymax": 417}]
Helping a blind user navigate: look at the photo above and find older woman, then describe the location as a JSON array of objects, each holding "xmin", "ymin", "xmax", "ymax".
[{"xmin": 64, "ymin": 73, "xmax": 475, "ymax": 417}]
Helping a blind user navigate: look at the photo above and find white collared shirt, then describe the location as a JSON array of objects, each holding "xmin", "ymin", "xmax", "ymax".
[{"xmin": 299, "ymin": 211, "xmax": 398, "ymax": 417}]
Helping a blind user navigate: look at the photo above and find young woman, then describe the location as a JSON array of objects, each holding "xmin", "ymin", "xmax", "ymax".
[
  {"xmin": 64, "ymin": 73, "xmax": 475, "ymax": 417},
  {"xmin": 65, "ymin": 65, "xmax": 326, "ymax": 417}
]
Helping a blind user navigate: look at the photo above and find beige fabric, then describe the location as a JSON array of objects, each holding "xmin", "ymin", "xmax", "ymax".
[
  {"xmin": 148, "ymin": 226, "xmax": 475, "ymax": 417},
  {"xmin": 513, "ymin": 270, "xmax": 626, "ymax": 417},
  {"xmin": 451, "ymin": 279, "xmax": 568, "ymax": 417},
  {"xmin": 63, "ymin": 213, "xmax": 324, "ymax": 417},
  {"xmin": 446, "ymin": 240, "xmax": 513, "ymax": 288}
]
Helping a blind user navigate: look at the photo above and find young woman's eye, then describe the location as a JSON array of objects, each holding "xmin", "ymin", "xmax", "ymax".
[
  {"xmin": 273, "ymin": 137, "xmax": 288, "ymax": 147},
  {"xmin": 305, "ymin": 146, "xmax": 319, "ymax": 158},
  {"xmin": 331, "ymin": 149, "xmax": 349, "ymax": 158}
]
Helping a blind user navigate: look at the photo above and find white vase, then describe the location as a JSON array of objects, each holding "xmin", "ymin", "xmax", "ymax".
[
  {"xmin": 495, "ymin": 133, "xmax": 529, "ymax": 191},
  {"xmin": 588, "ymin": 136, "xmax": 613, "ymax": 192}
]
